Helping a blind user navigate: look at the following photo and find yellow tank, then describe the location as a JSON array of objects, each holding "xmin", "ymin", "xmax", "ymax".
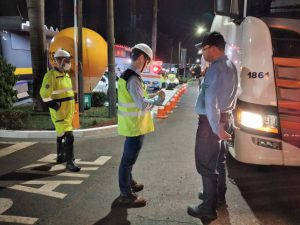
[{"xmin": 49, "ymin": 27, "xmax": 108, "ymax": 93}]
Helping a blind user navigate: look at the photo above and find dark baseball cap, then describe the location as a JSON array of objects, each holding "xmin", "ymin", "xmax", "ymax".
[{"xmin": 195, "ymin": 31, "xmax": 226, "ymax": 49}]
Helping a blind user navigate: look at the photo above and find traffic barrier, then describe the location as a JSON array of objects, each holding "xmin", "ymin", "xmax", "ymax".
[{"xmin": 156, "ymin": 106, "xmax": 168, "ymax": 119}]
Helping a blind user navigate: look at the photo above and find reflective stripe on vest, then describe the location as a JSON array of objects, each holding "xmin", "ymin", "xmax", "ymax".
[
  {"xmin": 117, "ymin": 76, "xmax": 154, "ymax": 137},
  {"xmin": 52, "ymin": 88, "xmax": 73, "ymax": 95}
]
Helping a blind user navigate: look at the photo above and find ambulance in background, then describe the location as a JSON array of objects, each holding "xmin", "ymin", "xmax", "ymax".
[
  {"xmin": 211, "ymin": 0, "xmax": 300, "ymax": 166},
  {"xmin": 114, "ymin": 45, "xmax": 164, "ymax": 91},
  {"xmin": 141, "ymin": 60, "xmax": 163, "ymax": 92},
  {"xmin": 95, "ymin": 45, "xmax": 163, "ymax": 93}
]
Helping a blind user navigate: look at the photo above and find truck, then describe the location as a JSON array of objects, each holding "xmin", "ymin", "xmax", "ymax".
[{"xmin": 211, "ymin": 0, "xmax": 300, "ymax": 166}]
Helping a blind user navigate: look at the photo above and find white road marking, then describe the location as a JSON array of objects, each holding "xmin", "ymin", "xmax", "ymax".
[
  {"xmin": 80, "ymin": 167, "xmax": 99, "ymax": 171},
  {"xmin": 75, "ymin": 156, "xmax": 112, "ymax": 165},
  {"xmin": 38, "ymin": 154, "xmax": 112, "ymax": 166},
  {"xmin": 9, "ymin": 180, "xmax": 83, "ymax": 199},
  {"xmin": 18, "ymin": 163, "xmax": 90, "ymax": 178},
  {"xmin": 0, "ymin": 142, "xmax": 36, "ymax": 158},
  {"xmin": 5, "ymin": 154, "xmax": 110, "ymax": 200},
  {"xmin": 0, "ymin": 198, "xmax": 38, "ymax": 224}
]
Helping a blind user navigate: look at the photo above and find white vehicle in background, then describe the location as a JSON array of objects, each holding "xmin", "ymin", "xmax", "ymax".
[
  {"xmin": 92, "ymin": 74, "xmax": 109, "ymax": 94},
  {"xmin": 92, "ymin": 73, "xmax": 119, "ymax": 94},
  {"xmin": 212, "ymin": 0, "xmax": 300, "ymax": 166}
]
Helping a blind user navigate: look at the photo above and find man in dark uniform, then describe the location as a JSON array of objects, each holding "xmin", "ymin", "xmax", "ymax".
[{"xmin": 187, "ymin": 32, "xmax": 238, "ymax": 220}]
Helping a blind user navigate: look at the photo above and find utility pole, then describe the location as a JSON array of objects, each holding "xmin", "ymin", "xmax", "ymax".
[
  {"xmin": 74, "ymin": 0, "xmax": 84, "ymax": 113},
  {"xmin": 151, "ymin": 0, "xmax": 158, "ymax": 60},
  {"xmin": 178, "ymin": 41, "xmax": 181, "ymax": 68},
  {"xmin": 107, "ymin": 0, "xmax": 117, "ymax": 117},
  {"xmin": 77, "ymin": 0, "xmax": 84, "ymax": 113},
  {"xmin": 58, "ymin": 0, "xmax": 64, "ymax": 30},
  {"xmin": 130, "ymin": 0, "xmax": 136, "ymax": 29},
  {"xmin": 170, "ymin": 40, "xmax": 173, "ymax": 70}
]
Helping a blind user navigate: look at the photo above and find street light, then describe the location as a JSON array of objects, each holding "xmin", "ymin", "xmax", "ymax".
[{"xmin": 196, "ymin": 26, "xmax": 205, "ymax": 35}]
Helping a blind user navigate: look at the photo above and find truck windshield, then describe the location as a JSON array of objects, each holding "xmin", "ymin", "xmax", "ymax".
[
  {"xmin": 270, "ymin": 28, "xmax": 300, "ymax": 58},
  {"xmin": 247, "ymin": 0, "xmax": 300, "ymax": 19}
]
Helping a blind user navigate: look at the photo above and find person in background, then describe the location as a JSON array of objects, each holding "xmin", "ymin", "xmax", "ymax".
[
  {"xmin": 117, "ymin": 43, "xmax": 165, "ymax": 208},
  {"xmin": 40, "ymin": 48, "xmax": 81, "ymax": 172},
  {"xmin": 187, "ymin": 32, "xmax": 238, "ymax": 221}
]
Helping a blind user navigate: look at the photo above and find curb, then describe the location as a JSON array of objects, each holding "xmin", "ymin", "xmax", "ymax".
[
  {"xmin": 0, "ymin": 125, "xmax": 118, "ymax": 139},
  {"xmin": 0, "ymin": 84, "xmax": 188, "ymax": 139}
]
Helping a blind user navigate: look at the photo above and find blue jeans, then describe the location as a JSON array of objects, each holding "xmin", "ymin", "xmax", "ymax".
[{"xmin": 119, "ymin": 135, "xmax": 144, "ymax": 196}]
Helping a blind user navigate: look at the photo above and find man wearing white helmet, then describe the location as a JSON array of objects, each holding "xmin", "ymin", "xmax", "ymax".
[
  {"xmin": 117, "ymin": 43, "xmax": 165, "ymax": 207},
  {"xmin": 40, "ymin": 48, "xmax": 80, "ymax": 172}
]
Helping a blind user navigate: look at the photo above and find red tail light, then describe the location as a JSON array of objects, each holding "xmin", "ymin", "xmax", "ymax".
[{"xmin": 153, "ymin": 65, "xmax": 161, "ymax": 74}]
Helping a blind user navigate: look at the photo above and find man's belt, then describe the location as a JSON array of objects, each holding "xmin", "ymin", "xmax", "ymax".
[
  {"xmin": 55, "ymin": 96, "xmax": 74, "ymax": 103},
  {"xmin": 199, "ymin": 113, "xmax": 231, "ymax": 123}
]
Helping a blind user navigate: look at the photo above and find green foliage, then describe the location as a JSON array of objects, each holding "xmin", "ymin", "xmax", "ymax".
[
  {"xmin": 0, "ymin": 57, "xmax": 18, "ymax": 109},
  {"xmin": 0, "ymin": 109, "xmax": 29, "ymax": 129},
  {"xmin": 179, "ymin": 77, "xmax": 189, "ymax": 84},
  {"xmin": 92, "ymin": 92, "xmax": 107, "ymax": 107}
]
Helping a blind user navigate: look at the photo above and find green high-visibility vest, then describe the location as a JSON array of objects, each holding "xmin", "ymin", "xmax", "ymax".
[
  {"xmin": 117, "ymin": 71, "xmax": 154, "ymax": 137},
  {"xmin": 40, "ymin": 69, "xmax": 75, "ymax": 136}
]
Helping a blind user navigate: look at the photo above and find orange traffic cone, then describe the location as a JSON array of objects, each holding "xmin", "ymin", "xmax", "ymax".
[
  {"xmin": 175, "ymin": 94, "xmax": 180, "ymax": 103},
  {"xmin": 171, "ymin": 98, "xmax": 177, "ymax": 109},
  {"xmin": 156, "ymin": 106, "xmax": 168, "ymax": 119},
  {"xmin": 165, "ymin": 102, "xmax": 173, "ymax": 114}
]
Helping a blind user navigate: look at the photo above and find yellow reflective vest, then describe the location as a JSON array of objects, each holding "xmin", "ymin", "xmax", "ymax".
[
  {"xmin": 118, "ymin": 70, "xmax": 154, "ymax": 137},
  {"xmin": 40, "ymin": 69, "xmax": 75, "ymax": 136}
]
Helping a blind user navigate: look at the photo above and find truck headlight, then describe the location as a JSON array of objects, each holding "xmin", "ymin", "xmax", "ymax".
[{"xmin": 237, "ymin": 109, "xmax": 279, "ymax": 134}]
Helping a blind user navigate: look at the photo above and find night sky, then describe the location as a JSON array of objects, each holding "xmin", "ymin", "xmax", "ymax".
[{"xmin": 1, "ymin": 0, "xmax": 215, "ymax": 63}]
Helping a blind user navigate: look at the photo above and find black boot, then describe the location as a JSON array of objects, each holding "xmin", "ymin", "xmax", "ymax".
[
  {"xmin": 64, "ymin": 132, "xmax": 81, "ymax": 172},
  {"xmin": 187, "ymin": 203, "xmax": 217, "ymax": 220},
  {"xmin": 56, "ymin": 136, "xmax": 66, "ymax": 164},
  {"xmin": 65, "ymin": 145, "xmax": 81, "ymax": 172},
  {"xmin": 66, "ymin": 159, "xmax": 81, "ymax": 172}
]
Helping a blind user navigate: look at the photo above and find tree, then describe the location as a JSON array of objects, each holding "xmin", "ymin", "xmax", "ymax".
[
  {"xmin": 26, "ymin": 0, "xmax": 47, "ymax": 112},
  {"xmin": 0, "ymin": 57, "xmax": 17, "ymax": 109}
]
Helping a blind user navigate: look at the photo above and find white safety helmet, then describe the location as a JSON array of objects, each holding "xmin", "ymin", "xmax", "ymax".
[
  {"xmin": 54, "ymin": 48, "xmax": 71, "ymax": 58},
  {"xmin": 131, "ymin": 43, "xmax": 153, "ymax": 61}
]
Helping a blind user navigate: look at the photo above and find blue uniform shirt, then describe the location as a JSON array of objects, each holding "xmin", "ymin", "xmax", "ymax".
[{"xmin": 195, "ymin": 55, "xmax": 238, "ymax": 134}]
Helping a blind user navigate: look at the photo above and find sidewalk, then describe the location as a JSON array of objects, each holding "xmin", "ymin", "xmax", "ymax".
[{"xmin": 0, "ymin": 86, "xmax": 185, "ymax": 139}]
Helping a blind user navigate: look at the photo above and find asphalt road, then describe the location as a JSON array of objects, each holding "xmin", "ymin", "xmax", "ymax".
[{"xmin": 1, "ymin": 81, "xmax": 300, "ymax": 225}]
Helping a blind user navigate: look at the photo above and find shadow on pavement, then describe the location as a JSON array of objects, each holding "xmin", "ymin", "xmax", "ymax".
[
  {"xmin": 227, "ymin": 153, "xmax": 300, "ymax": 225},
  {"xmin": 93, "ymin": 197, "xmax": 130, "ymax": 225},
  {"xmin": 0, "ymin": 163, "xmax": 66, "ymax": 188}
]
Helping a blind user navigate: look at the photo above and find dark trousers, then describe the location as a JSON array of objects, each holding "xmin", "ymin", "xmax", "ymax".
[
  {"xmin": 118, "ymin": 135, "xmax": 145, "ymax": 196},
  {"xmin": 194, "ymin": 116, "xmax": 228, "ymax": 211}
]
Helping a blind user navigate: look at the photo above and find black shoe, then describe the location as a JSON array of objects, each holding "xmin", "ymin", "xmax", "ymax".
[
  {"xmin": 198, "ymin": 192, "xmax": 227, "ymax": 207},
  {"xmin": 66, "ymin": 160, "xmax": 81, "ymax": 172},
  {"xmin": 131, "ymin": 180, "xmax": 144, "ymax": 192},
  {"xmin": 187, "ymin": 204, "xmax": 217, "ymax": 220},
  {"xmin": 56, "ymin": 154, "xmax": 67, "ymax": 164},
  {"xmin": 117, "ymin": 193, "xmax": 146, "ymax": 208}
]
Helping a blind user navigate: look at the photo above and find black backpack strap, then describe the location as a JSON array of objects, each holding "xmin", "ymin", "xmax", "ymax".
[{"xmin": 120, "ymin": 69, "xmax": 142, "ymax": 83}]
